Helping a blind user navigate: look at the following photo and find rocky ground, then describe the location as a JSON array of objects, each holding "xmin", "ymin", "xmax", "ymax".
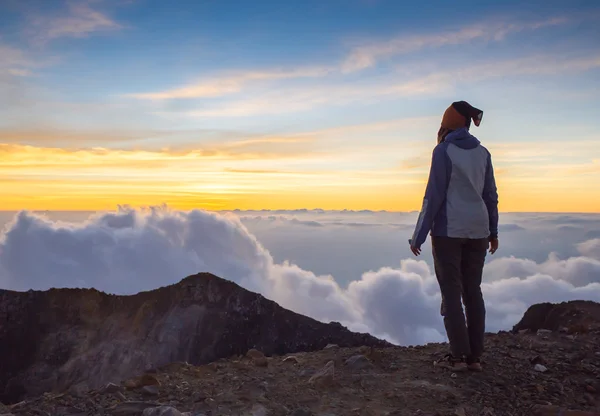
[{"xmin": 2, "ymin": 328, "xmax": 599, "ymax": 416}]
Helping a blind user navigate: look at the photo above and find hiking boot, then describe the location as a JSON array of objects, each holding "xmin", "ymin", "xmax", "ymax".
[
  {"xmin": 467, "ymin": 356, "xmax": 483, "ymax": 372},
  {"xmin": 437, "ymin": 354, "xmax": 468, "ymax": 372}
]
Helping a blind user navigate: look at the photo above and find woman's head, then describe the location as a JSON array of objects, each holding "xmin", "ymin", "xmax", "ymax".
[{"xmin": 437, "ymin": 101, "xmax": 483, "ymax": 143}]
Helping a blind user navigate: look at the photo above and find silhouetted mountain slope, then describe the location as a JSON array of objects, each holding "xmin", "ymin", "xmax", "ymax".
[{"xmin": 0, "ymin": 273, "xmax": 390, "ymax": 404}]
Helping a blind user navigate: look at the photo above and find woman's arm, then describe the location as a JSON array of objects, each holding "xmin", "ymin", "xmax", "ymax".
[{"xmin": 410, "ymin": 143, "xmax": 451, "ymax": 252}]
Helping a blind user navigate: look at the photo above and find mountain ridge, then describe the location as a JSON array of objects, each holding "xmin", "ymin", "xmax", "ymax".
[{"xmin": 0, "ymin": 272, "xmax": 390, "ymax": 404}]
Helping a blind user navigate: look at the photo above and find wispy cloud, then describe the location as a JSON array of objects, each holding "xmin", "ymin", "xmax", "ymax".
[
  {"xmin": 0, "ymin": 143, "xmax": 411, "ymax": 210},
  {"xmin": 165, "ymin": 53, "xmax": 600, "ymax": 118},
  {"xmin": 0, "ymin": 127, "xmax": 160, "ymax": 146},
  {"xmin": 130, "ymin": 67, "xmax": 334, "ymax": 100},
  {"xmin": 219, "ymin": 136, "xmax": 316, "ymax": 149},
  {"xmin": 342, "ymin": 16, "xmax": 571, "ymax": 72},
  {"xmin": 129, "ymin": 15, "xmax": 584, "ymax": 102},
  {"xmin": 0, "ymin": 43, "xmax": 34, "ymax": 76},
  {"xmin": 28, "ymin": 1, "xmax": 121, "ymax": 44}
]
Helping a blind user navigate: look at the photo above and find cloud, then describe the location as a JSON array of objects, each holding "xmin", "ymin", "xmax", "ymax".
[
  {"xmin": 239, "ymin": 216, "xmax": 325, "ymax": 228},
  {"xmin": 342, "ymin": 16, "xmax": 570, "ymax": 72},
  {"xmin": 0, "ymin": 125, "xmax": 301, "ymax": 149},
  {"xmin": 169, "ymin": 54, "xmax": 600, "ymax": 118},
  {"xmin": 130, "ymin": 16, "xmax": 580, "ymax": 102},
  {"xmin": 0, "ymin": 127, "xmax": 166, "ymax": 146},
  {"xmin": 27, "ymin": 1, "xmax": 121, "ymax": 44},
  {"xmin": 130, "ymin": 67, "xmax": 333, "ymax": 100},
  {"xmin": 159, "ymin": 77, "xmax": 445, "ymax": 118},
  {"xmin": 238, "ymin": 215, "xmax": 392, "ymax": 229},
  {"xmin": 0, "ymin": 44, "xmax": 35, "ymax": 77},
  {"xmin": 578, "ymin": 239, "xmax": 600, "ymax": 260},
  {"xmin": 446, "ymin": 54, "xmax": 600, "ymax": 80},
  {"xmin": 483, "ymin": 252, "xmax": 600, "ymax": 287},
  {"xmin": 498, "ymin": 224, "xmax": 525, "ymax": 232},
  {"xmin": 1, "ymin": 208, "xmax": 599, "ymax": 346}
]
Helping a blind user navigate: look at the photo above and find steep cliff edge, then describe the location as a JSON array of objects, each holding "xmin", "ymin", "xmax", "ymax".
[{"xmin": 0, "ymin": 273, "xmax": 390, "ymax": 404}]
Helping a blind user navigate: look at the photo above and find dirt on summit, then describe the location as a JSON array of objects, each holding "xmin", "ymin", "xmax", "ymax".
[{"xmin": 3, "ymin": 327, "xmax": 600, "ymax": 416}]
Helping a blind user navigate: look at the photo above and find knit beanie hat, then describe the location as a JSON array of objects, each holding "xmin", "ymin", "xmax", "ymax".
[{"xmin": 440, "ymin": 101, "xmax": 483, "ymax": 130}]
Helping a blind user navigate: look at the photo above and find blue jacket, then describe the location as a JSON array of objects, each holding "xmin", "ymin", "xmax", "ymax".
[{"xmin": 411, "ymin": 128, "xmax": 499, "ymax": 248}]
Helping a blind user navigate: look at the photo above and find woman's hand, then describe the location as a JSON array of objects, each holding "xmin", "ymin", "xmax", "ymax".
[
  {"xmin": 410, "ymin": 245, "xmax": 421, "ymax": 256},
  {"xmin": 489, "ymin": 238, "xmax": 499, "ymax": 254}
]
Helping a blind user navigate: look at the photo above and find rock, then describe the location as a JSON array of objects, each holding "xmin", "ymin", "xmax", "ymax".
[
  {"xmin": 537, "ymin": 329, "xmax": 552, "ymax": 335},
  {"xmin": 358, "ymin": 345, "xmax": 370, "ymax": 354},
  {"xmin": 250, "ymin": 404, "xmax": 268, "ymax": 416},
  {"xmin": 102, "ymin": 382, "xmax": 122, "ymax": 394},
  {"xmin": 323, "ymin": 344, "xmax": 339, "ymax": 350},
  {"xmin": 247, "ymin": 348, "xmax": 268, "ymax": 367},
  {"xmin": 191, "ymin": 391, "xmax": 207, "ymax": 402},
  {"xmin": 309, "ymin": 361, "xmax": 335, "ymax": 386},
  {"xmin": 534, "ymin": 364, "xmax": 548, "ymax": 373},
  {"xmin": 142, "ymin": 406, "xmax": 184, "ymax": 416},
  {"xmin": 141, "ymin": 385, "xmax": 159, "ymax": 396},
  {"xmin": 125, "ymin": 374, "xmax": 161, "ymax": 390},
  {"xmin": 283, "ymin": 356, "xmax": 300, "ymax": 364},
  {"xmin": 454, "ymin": 408, "xmax": 466, "ymax": 416},
  {"xmin": 344, "ymin": 355, "xmax": 373, "ymax": 371},
  {"xmin": 67, "ymin": 381, "xmax": 89, "ymax": 398},
  {"xmin": 518, "ymin": 329, "xmax": 530, "ymax": 334},
  {"xmin": 288, "ymin": 409, "xmax": 313, "ymax": 416},
  {"xmin": 254, "ymin": 357, "xmax": 269, "ymax": 367},
  {"xmin": 247, "ymin": 349, "xmax": 265, "ymax": 359},
  {"xmin": 111, "ymin": 401, "xmax": 160, "ymax": 415},
  {"xmin": 530, "ymin": 355, "xmax": 546, "ymax": 365},
  {"xmin": 298, "ymin": 368, "xmax": 312, "ymax": 377},
  {"xmin": 513, "ymin": 301, "xmax": 600, "ymax": 334},
  {"xmin": 6, "ymin": 402, "xmax": 24, "ymax": 410},
  {"xmin": 585, "ymin": 384, "xmax": 596, "ymax": 393}
]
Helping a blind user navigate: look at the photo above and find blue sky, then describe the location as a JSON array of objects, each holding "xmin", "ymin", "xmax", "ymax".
[
  {"xmin": 1, "ymin": 0, "xmax": 600, "ymax": 211},
  {"xmin": 3, "ymin": 0, "xmax": 599, "ymax": 130}
]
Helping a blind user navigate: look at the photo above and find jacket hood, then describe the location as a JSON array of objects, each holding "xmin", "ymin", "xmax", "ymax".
[{"xmin": 445, "ymin": 127, "xmax": 480, "ymax": 150}]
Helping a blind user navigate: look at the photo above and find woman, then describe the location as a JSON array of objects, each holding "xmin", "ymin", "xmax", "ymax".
[{"xmin": 410, "ymin": 101, "xmax": 499, "ymax": 372}]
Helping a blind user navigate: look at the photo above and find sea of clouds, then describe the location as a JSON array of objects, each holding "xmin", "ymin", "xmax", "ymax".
[{"xmin": 1, "ymin": 207, "xmax": 599, "ymax": 346}]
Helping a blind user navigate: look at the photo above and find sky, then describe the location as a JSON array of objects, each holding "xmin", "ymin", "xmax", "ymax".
[
  {"xmin": 1, "ymin": 0, "xmax": 600, "ymax": 212},
  {"xmin": 1, "ymin": 208, "xmax": 599, "ymax": 346}
]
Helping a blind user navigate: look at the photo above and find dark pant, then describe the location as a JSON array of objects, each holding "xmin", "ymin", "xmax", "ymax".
[{"xmin": 432, "ymin": 236, "xmax": 487, "ymax": 359}]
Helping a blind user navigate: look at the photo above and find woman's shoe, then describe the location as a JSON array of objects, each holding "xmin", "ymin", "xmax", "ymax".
[
  {"xmin": 467, "ymin": 356, "xmax": 483, "ymax": 372},
  {"xmin": 437, "ymin": 354, "xmax": 468, "ymax": 372}
]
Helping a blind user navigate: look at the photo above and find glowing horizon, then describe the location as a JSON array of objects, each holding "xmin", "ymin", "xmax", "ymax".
[{"xmin": 1, "ymin": 1, "xmax": 599, "ymax": 213}]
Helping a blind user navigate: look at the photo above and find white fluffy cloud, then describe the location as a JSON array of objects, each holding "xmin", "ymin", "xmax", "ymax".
[
  {"xmin": 1, "ymin": 207, "xmax": 600, "ymax": 346},
  {"xmin": 578, "ymin": 238, "xmax": 600, "ymax": 260}
]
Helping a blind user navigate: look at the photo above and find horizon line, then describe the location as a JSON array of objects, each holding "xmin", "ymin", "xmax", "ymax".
[{"xmin": 1, "ymin": 209, "xmax": 599, "ymax": 215}]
